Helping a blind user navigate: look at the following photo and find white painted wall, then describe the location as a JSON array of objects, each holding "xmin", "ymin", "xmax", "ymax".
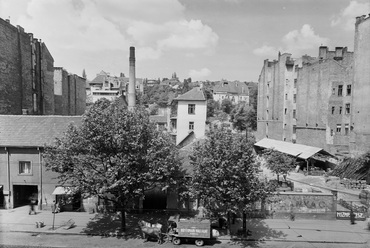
[{"xmin": 176, "ymin": 100, "xmax": 206, "ymax": 145}]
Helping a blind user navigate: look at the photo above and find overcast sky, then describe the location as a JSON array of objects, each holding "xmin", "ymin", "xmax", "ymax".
[{"xmin": 1, "ymin": 0, "xmax": 369, "ymax": 82}]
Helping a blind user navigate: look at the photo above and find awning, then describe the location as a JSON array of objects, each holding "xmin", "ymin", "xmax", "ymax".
[
  {"xmin": 52, "ymin": 186, "xmax": 72, "ymax": 195},
  {"xmin": 254, "ymin": 138, "xmax": 323, "ymax": 160}
]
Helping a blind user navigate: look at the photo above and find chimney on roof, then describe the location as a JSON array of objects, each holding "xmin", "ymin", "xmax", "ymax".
[{"xmin": 128, "ymin": 46, "xmax": 136, "ymax": 111}]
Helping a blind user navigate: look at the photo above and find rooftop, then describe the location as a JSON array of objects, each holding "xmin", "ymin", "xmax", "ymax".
[
  {"xmin": 0, "ymin": 115, "xmax": 82, "ymax": 147},
  {"xmin": 174, "ymin": 87, "xmax": 206, "ymax": 101}
]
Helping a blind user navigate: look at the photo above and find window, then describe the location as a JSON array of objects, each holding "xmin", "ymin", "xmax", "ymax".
[
  {"xmin": 330, "ymin": 129, "xmax": 334, "ymax": 136},
  {"xmin": 188, "ymin": 104, "xmax": 195, "ymax": 114},
  {"xmin": 332, "ymin": 88, "xmax": 336, "ymax": 95},
  {"xmin": 284, "ymin": 108, "xmax": 287, "ymax": 115},
  {"xmin": 347, "ymin": 85, "xmax": 351, "ymax": 96},
  {"xmin": 285, "ymin": 94, "xmax": 288, "ymax": 100},
  {"xmin": 294, "ymin": 79, "xmax": 297, "ymax": 88},
  {"xmin": 336, "ymin": 124, "xmax": 341, "ymax": 133},
  {"xmin": 331, "ymin": 106, "xmax": 335, "ymax": 114},
  {"xmin": 338, "ymin": 85, "xmax": 343, "ymax": 96},
  {"xmin": 339, "ymin": 106, "xmax": 342, "ymax": 114},
  {"xmin": 345, "ymin": 103, "xmax": 350, "ymax": 114},
  {"xmin": 33, "ymin": 93, "xmax": 37, "ymax": 112},
  {"xmin": 19, "ymin": 161, "xmax": 31, "ymax": 174},
  {"xmin": 189, "ymin": 121, "xmax": 194, "ymax": 130},
  {"xmin": 293, "ymin": 94, "xmax": 296, "ymax": 103},
  {"xmin": 293, "ymin": 110, "xmax": 296, "ymax": 119},
  {"xmin": 293, "ymin": 125, "xmax": 296, "ymax": 134},
  {"xmin": 345, "ymin": 124, "xmax": 349, "ymax": 135}
]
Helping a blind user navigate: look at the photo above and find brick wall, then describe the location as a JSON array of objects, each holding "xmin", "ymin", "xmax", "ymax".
[{"xmin": 0, "ymin": 18, "xmax": 55, "ymax": 115}]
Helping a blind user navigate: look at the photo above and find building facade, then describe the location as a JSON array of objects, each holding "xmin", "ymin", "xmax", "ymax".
[
  {"xmin": 170, "ymin": 87, "xmax": 207, "ymax": 145},
  {"xmin": 0, "ymin": 115, "xmax": 82, "ymax": 209},
  {"xmin": 212, "ymin": 80, "xmax": 250, "ymax": 104},
  {"xmin": 87, "ymin": 71, "xmax": 144, "ymax": 103},
  {"xmin": 351, "ymin": 15, "xmax": 370, "ymax": 155},
  {"xmin": 0, "ymin": 17, "xmax": 86, "ymax": 115},
  {"xmin": 54, "ymin": 68, "xmax": 86, "ymax": 115},
  {"xmin": 0, "ymin": 18, "xmax": 54, "ymax": 115},
  {"xmin": 257, "ymin": 15, "xmax": 370, "ymax": 158}
]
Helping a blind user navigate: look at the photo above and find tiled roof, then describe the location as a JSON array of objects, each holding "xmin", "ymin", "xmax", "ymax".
[
  {"xmin": 213, "ymin": 81, "xmax": 249, "ymax": 95},
  {"xmin": 89, "ymin": 74, "xmax": 106, "ymax": 85},
  {"xmin": 0, "ymin": 115, "xmax": 82, "ymax": 147},
  {"xmin": 174, "ymin": 87, "xmax": 206, "ymax": 101}
]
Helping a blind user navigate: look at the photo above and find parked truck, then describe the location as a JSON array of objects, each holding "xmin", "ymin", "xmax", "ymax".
[{"xmin": 167, "ymin": 215, "xmax": 219, "ymax": 246}]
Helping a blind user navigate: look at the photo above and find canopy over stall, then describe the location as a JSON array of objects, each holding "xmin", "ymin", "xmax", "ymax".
[{"xmin": 254, "ymin": 138, "xmax": 337, "ymax": 171}]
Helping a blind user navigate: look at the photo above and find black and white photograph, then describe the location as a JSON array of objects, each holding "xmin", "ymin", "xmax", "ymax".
[{"xmin": 0, "ymin": 0, "xmax": 370, "ymax": 247}]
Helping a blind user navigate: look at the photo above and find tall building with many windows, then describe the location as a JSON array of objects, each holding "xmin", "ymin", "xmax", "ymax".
[
  {"xmin": 257, "ymin": 47, "xmax": 354, "ymax": 157},
  {"xmin": 257, "ymin": 15, "xmax": 370, "ymax": 157}
]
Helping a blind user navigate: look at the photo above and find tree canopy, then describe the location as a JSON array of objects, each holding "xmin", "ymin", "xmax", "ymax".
[
  {"xmin": 262, "ymin": 148, "xmax": 296, "ymax": 181},
  {"xmin": 230, "ymin": 103, "xmax": 256, "ymax": 131},
  {"xmin": 190, "ymin": 127, "xmax": 272, "ymax": 230},
  {"xmin": 43, "ymin": 99, "xmax": 184, "ymax": 231}
]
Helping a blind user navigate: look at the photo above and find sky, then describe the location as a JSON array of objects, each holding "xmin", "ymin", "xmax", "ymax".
[{"xmin": 0, "ymin": 0, "xmax": 369, "ymax": 82}]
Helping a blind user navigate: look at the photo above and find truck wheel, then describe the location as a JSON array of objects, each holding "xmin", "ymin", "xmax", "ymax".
[
  {"xmin": 195, "ymin": 239, "xmax": 204, "ymax": 246},
  {"xmin": 173, "ymin": 238, "xmax": 181, "ymax": 245}
]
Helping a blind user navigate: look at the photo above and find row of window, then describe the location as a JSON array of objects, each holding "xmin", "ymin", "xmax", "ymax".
[
  {"xmin": 331, "ymin": 104, "xmax": 351, "ymax": 115},
  {"xmin": 333, "ymin": 85, "xmax": 351, "ymax": 97},
  {"xmin": 333, "ymin": 123, "xmax": 350, "ymax": 135}
]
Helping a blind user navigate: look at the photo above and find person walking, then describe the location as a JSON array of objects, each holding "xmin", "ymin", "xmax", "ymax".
[{"xmin": 29, "ymin": 194, "xmax": 37, "ymax": 215}]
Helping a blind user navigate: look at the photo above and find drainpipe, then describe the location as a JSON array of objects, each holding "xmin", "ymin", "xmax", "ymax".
[
  {"xmin": 6, "ymin": 147, "xmax": 11, "ymax": 209},
  {"xmin": 38, "ymin": 147, "xmax": 43, "ymax": 210}
]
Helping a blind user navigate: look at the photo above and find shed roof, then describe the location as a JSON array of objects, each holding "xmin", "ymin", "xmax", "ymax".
[
  {"xmin": 0, "ymin": 115, "xmax": 82, "ymax": 148},
  {"xmin": 254, "ymin": 138, "xmax": 326, "ymax": 159}
]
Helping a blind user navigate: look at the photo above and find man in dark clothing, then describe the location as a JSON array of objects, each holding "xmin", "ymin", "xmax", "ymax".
[{"xmin": 29, "ymin": 195, "xmax": 37, "ymax": 215}]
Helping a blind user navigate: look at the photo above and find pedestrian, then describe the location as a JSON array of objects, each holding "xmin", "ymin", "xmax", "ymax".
[{"xmin": 29, "ymin": 195, "xmax": 37, "ymax": 215}]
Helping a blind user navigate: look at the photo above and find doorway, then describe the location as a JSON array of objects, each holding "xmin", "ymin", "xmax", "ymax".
[{"xmin": 13, "ymin": 185, "xmax": 38, "ymax": 208}]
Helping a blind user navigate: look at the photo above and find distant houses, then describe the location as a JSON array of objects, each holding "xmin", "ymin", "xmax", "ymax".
[{"xmin": 87, "ymin": 71, "xmax": 144, "ymax": 103}]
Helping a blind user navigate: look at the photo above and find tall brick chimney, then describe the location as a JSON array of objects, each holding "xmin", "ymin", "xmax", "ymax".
[{"xmin": 128, "ymin": 46, "xmax": 136, "ymax": 111}]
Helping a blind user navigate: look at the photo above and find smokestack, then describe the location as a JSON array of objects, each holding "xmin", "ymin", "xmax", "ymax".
[{"xmin": 128, "ymin": 46, "xmax": 136, "ymax": 110}]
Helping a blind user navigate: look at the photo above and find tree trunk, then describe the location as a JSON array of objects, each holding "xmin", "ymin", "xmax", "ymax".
[
  {"xmin": 119, "ymin": 200, "xmax": 126, "ymax": 232},
  {"xmin": 227, "ymin": 211, "xmax": 231, "ymax": 235},
  {"xmin": 242, "ymin": 211, "xmax": 247, "ymax": 234}
]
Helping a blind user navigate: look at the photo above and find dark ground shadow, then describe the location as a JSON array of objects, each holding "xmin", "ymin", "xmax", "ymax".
[
  {"xmin": 226, "ymin": 218, "xmax": 287, "ymax": 247},
  {"xmin": 81, "ymin": 211, "xmax": 224, "ymax": 246},
  {"xmin": 81, "ymin": 211, "xmax": 175, "ymax": 242}
]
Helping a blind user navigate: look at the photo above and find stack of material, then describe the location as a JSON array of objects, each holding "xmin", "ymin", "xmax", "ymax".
[{"xmin": 330, "ymin": 152, "xmax": 370, "ymax": 183}]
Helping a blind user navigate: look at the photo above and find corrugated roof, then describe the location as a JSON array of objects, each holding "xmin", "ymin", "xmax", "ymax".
[
  {"xmin": 254, "ymin": 138, "xmax": 322, "ymax": 159},
  {"xmin": 174, "ymin": 87, "xmax": 206, "ymax": 101},
  {"xmin": 0, "ymin": 115, "xmax": 82, "ymax": 147}
]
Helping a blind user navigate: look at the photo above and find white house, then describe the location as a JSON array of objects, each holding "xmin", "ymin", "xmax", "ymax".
[{"xmin": 171, "ymin": 87, "xmax": 207, "ymax": 146}]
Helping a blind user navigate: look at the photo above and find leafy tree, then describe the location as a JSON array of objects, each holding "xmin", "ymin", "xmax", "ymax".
[
  {"xmin": 43, "ymin": 99, "xmax": 184, "ymax": 231},
  {"xmin": 206, "ymin": 99, "xmax": 219, "ymax": 118},
  {"xmin": 190, "ymin": 127, "xmax": 272, "ymax": 233},
  {"xmin": 221, "ymin": 98, "xmax": 233, "ymax": 114},
  {"xmin": 262, "ymin": 148, "xmax": 296, "ymax": 181},
  {"xmin": 230, "ymin": 104, "xmax": 257, "ymax": 131}
]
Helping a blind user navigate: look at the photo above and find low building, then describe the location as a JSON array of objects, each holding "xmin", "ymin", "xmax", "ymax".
[
  {"xmin": 0, "ymin": 115, "xmax": 82, "ymax": 209},
  {"xmin": 212, "ymin": 80, "xmax": 251, "ymax": 105}
]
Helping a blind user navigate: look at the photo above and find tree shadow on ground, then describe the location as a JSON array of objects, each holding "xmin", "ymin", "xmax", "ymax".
[
  {"xmin": 81, "ymin": 211, "xmax": 223, "ymax": 246},
  {"xmin": 226, "ymin": 218, "xmax": 287, "ymax": 247},
  {"xmin": 81, "ymin": 211, "xmax": 176, "ymax": 242}
]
